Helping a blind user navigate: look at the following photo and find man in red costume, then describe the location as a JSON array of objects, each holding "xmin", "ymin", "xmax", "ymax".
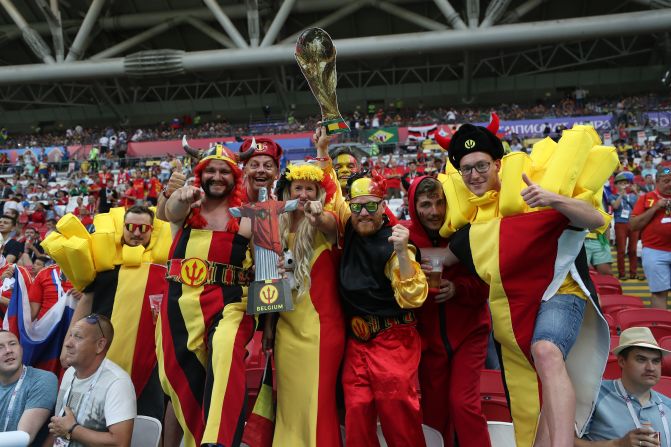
[
  {"xmin": 404, "ymin": 176, "xmax": 491, "ymax": 447},
  {"xmin": 336, "ymin": 171, "xmax": 428, "ymax": 447}
]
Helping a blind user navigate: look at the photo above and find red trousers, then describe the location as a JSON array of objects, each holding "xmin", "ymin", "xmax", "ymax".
[
  {"xmin": 614, "ymin": 222, "xmax": 639, "ymax": 276},
  {"xmin": 342, "ymin": 324, "xmax": 426, "ymax": 447},
  {"xmin": 418, "ymin": 323, "xmax": 491, "ymax": 447}
]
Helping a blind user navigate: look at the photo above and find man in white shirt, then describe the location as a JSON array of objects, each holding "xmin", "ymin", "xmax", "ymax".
[{"xmin": 46, "ymin": 314, "xmax": 136, "ymax": 446}]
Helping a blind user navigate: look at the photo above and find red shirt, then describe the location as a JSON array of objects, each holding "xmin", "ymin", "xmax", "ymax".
[
  {"xmin": 0, "ymin": 263, "xmax": 33, "ymax": 316},
  {"xmin": 147, "ymin": 177, "xmax": 162, "ymax": 199},
  {"xmin": 131, "ymin": 178, "xmax": 146, "ymax": 199},
  {"xmin": 29, "ymin": 265, "xmax": 73, "ymax": 319},
  {"xmin": 98, "ymin": 172, "xmax": 113, "ymax": 187},
  {"xmin": 632, "ymin": 190, "xmax": 671, "ymax": 251},
  {"xmin": 384, "ymin": 167, "xmax": 402, "ymax": 189}
]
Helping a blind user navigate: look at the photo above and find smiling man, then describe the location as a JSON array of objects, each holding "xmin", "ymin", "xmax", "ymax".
[
  {"xmin": 576, "ymin": 327, "xmax": 671, "ymax": 447},
  {"xmin": 240, "ymin": 136, "xmax": 282, "ymax": 203},
  {"xmin": 336, "ymin": 171, "xmax": 428, "ymax": 447},
  {"xmin": 0, "ymin": 330, "xmax": 57, "ymax": 443}
]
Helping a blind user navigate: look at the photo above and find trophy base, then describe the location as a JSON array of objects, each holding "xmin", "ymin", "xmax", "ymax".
[
  {"xmin": 247, "ymin": 278, "xmax": 294, "ymax": 315},
  {"xmin": 323, "ymin": 117, "xmax": 350, "ymax": 135}
]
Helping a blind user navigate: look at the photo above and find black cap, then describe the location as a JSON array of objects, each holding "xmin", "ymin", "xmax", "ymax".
[{"xmin": 448, "ymin": 124, "xmax": 504, "ymax": 169}]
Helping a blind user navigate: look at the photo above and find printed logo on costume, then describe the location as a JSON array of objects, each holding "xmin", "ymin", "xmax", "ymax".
[
  {"xmin": 180, "ymin": 258, "xmax": 208, "ymax": 287},
  {"xmin": 465, "ymin": 139, "xmax": 476, "ymax": 149},
  {"xmin": 351, "ymin": 316, "xmax": 371, "ymax": 341}
]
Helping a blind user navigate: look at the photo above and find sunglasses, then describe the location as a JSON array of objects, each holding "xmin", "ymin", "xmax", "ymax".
[
  {"xmin": 350, "ymin": 201, "xmax": 382, "ymax": 214},
  {"xmin": 124, "ymin": 223, "xmax": 153, "ymax": 233},
  {"xmin": 84, "ymin": 313, "xmax": 104, "ymax": 338},
  {"xmin": 660, "ymin": 168, "xmax": 671, "ymax": 176}
]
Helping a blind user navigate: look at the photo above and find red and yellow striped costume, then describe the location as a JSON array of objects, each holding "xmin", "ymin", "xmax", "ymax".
[
  {"xmin": 157, "ymin": 227, "xmax": 254, "ymax": 447},
  {"xmin": 272, "ymin": 231, "xmax": 344, "ymax": 447}
]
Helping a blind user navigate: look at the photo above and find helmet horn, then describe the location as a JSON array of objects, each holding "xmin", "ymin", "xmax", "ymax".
[
  {"xmin": 486, "ymin": 113, "xmax": 500, "ymax": 135},
  {"xmin": 435, "ymin": 127, "xmax": 452, "ymax": 150},
  {"xmin": 182, "ymin": 135, "xmax": 203, "ymax": 160}
]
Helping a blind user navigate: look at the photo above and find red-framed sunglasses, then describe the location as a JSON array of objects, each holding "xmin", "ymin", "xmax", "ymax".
[{"xmin": 124, "ymin": 223, "xmax": 153, "ymax": 233}]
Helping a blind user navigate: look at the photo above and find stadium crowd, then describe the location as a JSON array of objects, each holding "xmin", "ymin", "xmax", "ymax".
[
  {"xmin": 0, "ymin": 97, "xmax": 670, "ymax": 447},
  {"xmin": 0, "ymin": 92, "xmax": 668, "ymax": 151}
]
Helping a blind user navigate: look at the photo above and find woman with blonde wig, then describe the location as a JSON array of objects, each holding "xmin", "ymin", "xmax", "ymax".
[{"xmin": 270, "ymin": 160, "xmax": 345, "ymax": 447}]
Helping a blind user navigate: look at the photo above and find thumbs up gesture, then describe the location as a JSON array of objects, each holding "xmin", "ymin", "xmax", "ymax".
[
  {"xmin": 166, "ymin": 158, "xmax": 186, "ymax": 197},
  {"xmin": 521, "ymin": 173, "xmax": 557, "ymax": 208}
]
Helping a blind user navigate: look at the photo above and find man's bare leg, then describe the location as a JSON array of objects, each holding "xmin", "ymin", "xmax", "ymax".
[
  {"xmin": 651, "ymin": 291, "xmax": 668, "ymax": 310},
  {"xmin": 531, "ymin": 340, "xmax": 575, "ymax": 447}
]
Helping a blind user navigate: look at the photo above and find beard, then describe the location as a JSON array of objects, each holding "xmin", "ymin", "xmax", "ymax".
[
  {"xmin": 203, "ymin": 178, "xmax": 233, "ymax": 199},
  {"xmin": 351, "ymin": 213, "xmax": 384, "ymax": 237}
]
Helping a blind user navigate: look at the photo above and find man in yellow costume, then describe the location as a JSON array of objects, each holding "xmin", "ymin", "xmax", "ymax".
[
  {"xmin": 42, "ymin": 204, "xmax": 171, "ymax": 421},
  {"xmin": 437, "ymin": 122, "xmax": 617, "ymax": 447}
]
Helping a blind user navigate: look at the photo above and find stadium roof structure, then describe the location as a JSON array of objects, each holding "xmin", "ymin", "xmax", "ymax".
[{"xmin": 0, "ymin": 0, "xmax": 670, "ymax": 128}]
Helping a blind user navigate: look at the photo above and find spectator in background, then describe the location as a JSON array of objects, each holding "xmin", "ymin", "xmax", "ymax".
[
  {"xmin": 17, "ymin": 226, "xmax": 44, "ymax": 267},
  {"xmin": 642, "ymin": 174, "xmax": 657, "ymax": 193},
  {"xmin": 47, "ymin": 315, "xmax": 136, "ymax": 446},
  {"xmin": 610, "ymin": 173, "xmax": 642, "ymax": 280},
  {"xmin": 30, "ymin": 255, "xmax": 49, "ymax": 278},
  {"xmin": 631, "ymin": 165, "xmax": 671, "ymax": 309},
  {"xmin": 576, "ymin": 327, "xmax": 670, "ymax": 446},
  {"xmin": 384, "ymin": 158, "xmax": 403, "ymax": 199},
  {"xmin": 0, "ymin": 215, "xmax": 22, "ymax": 263},
  {"xmin": 29, "ymin": 263, "xmax": 74, "ymax": 320},
  {"xmin": 0, "ymin": 330, "xmax": 58, "ymax": 444}
]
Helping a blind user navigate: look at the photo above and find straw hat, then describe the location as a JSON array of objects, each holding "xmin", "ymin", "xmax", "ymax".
[{"xmin": 612, "ymin": 327, "xmax": 671, "ymax": 356}]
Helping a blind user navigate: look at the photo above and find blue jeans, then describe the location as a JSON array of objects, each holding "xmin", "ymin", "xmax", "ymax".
[{"xmin": 531, "ymin": 294, "xmax": 586, "ymax": 359}]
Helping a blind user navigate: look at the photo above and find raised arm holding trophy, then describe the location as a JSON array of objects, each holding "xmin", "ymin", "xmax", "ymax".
[{"xmin": 295, "ymin": 28, "xmax": 350, "ymax": 135}]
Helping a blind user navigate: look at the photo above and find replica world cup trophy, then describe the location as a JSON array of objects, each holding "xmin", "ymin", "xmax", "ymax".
[{"xmin": 295, "ymin": 27, "xmax": 350, "ymax": 135}]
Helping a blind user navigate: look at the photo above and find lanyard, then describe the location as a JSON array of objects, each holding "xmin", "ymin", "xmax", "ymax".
[
  {"xmin": 3, "ymin": 366, "xmax": 27, "ymax": 431},
  {"xmin": 615, "ymin": 379, "xmax": 671, "ymax": 447},
  {"xmin": 59, "ymin": 360, "xmax": 105, "ymax": 421}
]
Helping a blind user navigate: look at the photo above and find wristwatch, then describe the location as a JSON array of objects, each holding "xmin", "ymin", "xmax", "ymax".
[
  {"xmin": 66, "ymin": 422, "xmax": 79, "ymax": 441},
  {"xmin": 161, "ymin": 187, "xmax": 172, "ymax": 199}
]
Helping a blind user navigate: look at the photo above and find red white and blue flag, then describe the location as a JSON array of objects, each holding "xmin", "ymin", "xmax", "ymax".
[{"xmin": 2, "ymin": 267, "xmax": 75, "ymax": 375}]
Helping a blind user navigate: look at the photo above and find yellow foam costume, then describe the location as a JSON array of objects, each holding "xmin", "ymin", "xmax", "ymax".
[{"xmin": 438, "ymin": 126, "xmax": 618, "ymax": 447}]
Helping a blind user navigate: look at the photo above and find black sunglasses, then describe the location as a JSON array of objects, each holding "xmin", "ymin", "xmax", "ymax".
[{"xmin": 85, "ymin": 314, "xmax": 104, "ymax": 338}]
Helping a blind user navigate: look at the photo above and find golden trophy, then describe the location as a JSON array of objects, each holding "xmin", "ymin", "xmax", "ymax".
[{"xmin": 295, "ymin": 28, "xmax": 350, "ymax": 135}]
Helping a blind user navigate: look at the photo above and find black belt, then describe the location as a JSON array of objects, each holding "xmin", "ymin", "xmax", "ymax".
[
  {"xmin": 167, "ymin": 258, "xmax": 252, "ymax": 287},
  {"xmin": 349, "ymin": 311, "xmax": 416, "ymax": 342}
]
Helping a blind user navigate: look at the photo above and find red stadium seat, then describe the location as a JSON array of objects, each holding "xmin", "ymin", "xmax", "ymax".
[
  {"xmin": 592, "ymin": 274, "xmax": 623, "ymax": 295},
  {"xmin": 246, "ymin": 332, "xmax": 264, "ymax": 368},
  {"xmin": 659, "ymin": 336, "xmax": 671, "ymax": 376},
  {"xmin": 604, "ymin": 314, "xmax": 618, "ymax": 335},
  {"xmin": 481, "ymin": 397, "xmax": 512, "ymax": 423},
  {"xmin": 600, "ymin": 294, "xmax": 645, "ymax": 321},
  {"xmin": 654, "ymin": 376, "xmax": 671, "ymax": 397},
  {"xmin": 480, "ymin": 369, "xmax": 506, "ymax": 397},
  {"xmin": 480, "ymin": 369, "xmax": 511, "ymax": 422},
  {"xmin": 609, "ymin": 335, "xmax": 620, "ymax": 353},
  {"xmin": 617, "ymin": 309, "xmax": 671, "ymax": 341},
  {"xmin": 603, "ymin": 356, "xmax": 621, "ymax": 380}
]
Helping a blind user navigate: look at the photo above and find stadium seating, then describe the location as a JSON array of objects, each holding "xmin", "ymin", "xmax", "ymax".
[
  {"xmin": 591, "ymin": 273, "xmax": 623, "ymax": 295},
  {"xmin": 604, "ymin": 313, "xmax": 618, "ymax": 335},
  {"xmin": 659, "ymin": 336, "xmax": 671, "ymax": 376},
  {"xmin": 654, "ymin": 376, "xmax": 671, "ymax": 397},
  {"xmin": 603, "ymin": 356, "xmax": 621, "ymax": 380},
  {"xmin": 480, "ymin": 369, "xmax": 512, "ymax": 422},
  {"xmin": 600, "ymin": 294, "xmax": 645, "ymax": 320},
  {"xmin": 617, "ymin": 308, "xmax": 671, "ymax": 341}
]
